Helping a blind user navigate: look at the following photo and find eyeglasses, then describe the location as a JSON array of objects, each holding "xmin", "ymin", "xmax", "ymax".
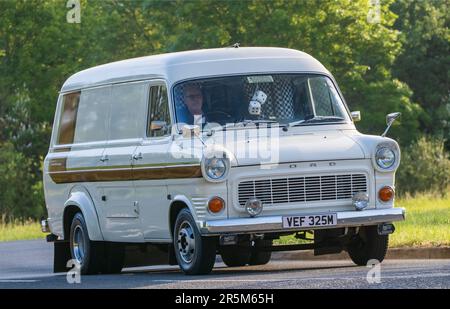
[{"xmin": 185, "ymin": 94, "xmax": 202, "ymax": 100}]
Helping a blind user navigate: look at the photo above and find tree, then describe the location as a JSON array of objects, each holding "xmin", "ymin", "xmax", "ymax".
[{"xmin": 391, "ymin": 0, "xmax": 450, "ymax": 144}]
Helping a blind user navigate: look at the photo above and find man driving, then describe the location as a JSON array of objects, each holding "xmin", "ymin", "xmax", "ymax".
[{"xmin": 183, "ymin": 83, "xmax": 206, "ymax": 125}]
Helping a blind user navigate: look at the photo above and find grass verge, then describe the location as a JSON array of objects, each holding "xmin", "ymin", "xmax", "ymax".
[
  {"xmin": 389, "ymin": 194, "xmax": 450, "ymax": 247},
  {"xmin": 0, "ymin": 221, "xmax": 43, "ymax": 242}
]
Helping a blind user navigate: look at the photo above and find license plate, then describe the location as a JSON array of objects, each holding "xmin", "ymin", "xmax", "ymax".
[{"xmin": 282, "ymin": 213, "xmax": 337, "ymax": 228}]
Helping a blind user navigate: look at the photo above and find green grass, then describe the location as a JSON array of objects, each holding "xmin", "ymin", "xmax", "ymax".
[
  {"xmin": 0, "ymin": 221, "xmax": 43, "ymax": 242},
  {"xmin": 0, "ymin": 195, "xmax": 449, "ymax": 247},
  {"xmin": 389, "ymin": 194, "xmax": 450, "ymax": 247},
  {"xmin": 275, "ymin": 194, "xmax": 450, "ymax": 248}
]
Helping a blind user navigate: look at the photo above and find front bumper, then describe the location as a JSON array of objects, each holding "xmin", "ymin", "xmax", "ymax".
[{"xmin": 201, "ymin": 207, "xmax": 405, "ymax": 234}]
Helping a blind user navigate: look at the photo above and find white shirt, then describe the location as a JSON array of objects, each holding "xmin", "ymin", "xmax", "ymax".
[{"xmin": 193, "ymin": 114, "xmax": 205, "ymax": 126}]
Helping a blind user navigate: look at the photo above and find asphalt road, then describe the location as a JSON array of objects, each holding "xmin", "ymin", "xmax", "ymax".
[{"xmin": 0, "ymin": 239, "xmax": 449, "ymax": 289}]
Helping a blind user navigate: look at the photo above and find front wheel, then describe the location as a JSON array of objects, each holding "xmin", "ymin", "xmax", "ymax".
[
  {"xmin": 173, "ymin": 209, "xmax": 217, "ymax": 275},
  {"xmin": 347, "ymin": 225, "xmax": 389, "ymax": 266}
]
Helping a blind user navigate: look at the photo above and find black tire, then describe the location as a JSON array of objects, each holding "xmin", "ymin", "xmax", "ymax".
[
  {"xmin": 69, "ymin": 212, "xmax": 102, "ymax": 275},
  {"xmin": 347, "ymin": 225, "xmax": 389, "ymax": 266},
  {"xmin": 220, "ymin": 241, "xmax": 252, "ymax": 267},
  {"xmin": 173, "ymin": 208, "xmax": 217, "ymax": 275},
  {"xmin": 70, "ymin": 212, "xmax": 124, "ymax": 275},
  {"xmin": 249, "ymin": 239, "xmax": 272, "ymax": 266}
]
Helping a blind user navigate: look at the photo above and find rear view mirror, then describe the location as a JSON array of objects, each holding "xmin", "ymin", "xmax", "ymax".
[{"xmin": 351, "ymin": 111, "xmax": 361, "ymax": 122}]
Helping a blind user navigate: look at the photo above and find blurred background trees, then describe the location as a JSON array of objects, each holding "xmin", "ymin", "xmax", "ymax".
[{"xmin": 0, "ymin": 0, "xmax": 448, "ymax": 221}]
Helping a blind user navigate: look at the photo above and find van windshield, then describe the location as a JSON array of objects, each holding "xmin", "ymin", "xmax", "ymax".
[{"xmin": 173, "ymin": 74, "xmax": 349, "ymax": 130}]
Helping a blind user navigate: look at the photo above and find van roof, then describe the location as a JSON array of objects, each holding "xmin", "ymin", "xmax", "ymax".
[{"xmin": 61, "ymin": 47, "xmax": 330, "ymax": 92}]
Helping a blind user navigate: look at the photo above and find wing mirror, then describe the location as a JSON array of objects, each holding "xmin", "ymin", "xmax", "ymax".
[
  {"xmin": 150, "ymin": 120, "xmax": 168, "ymax": 131},
  {"xmin": 351, "ymin": 111, "xmax": 361, "ymax": 122},
  {"xmin": 381, "ymin": 112, "xmax": 401, "ymax": 137}
]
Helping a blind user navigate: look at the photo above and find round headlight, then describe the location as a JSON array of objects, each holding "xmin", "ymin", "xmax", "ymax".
[
  {"xmin": 375, "ymin": 147, "xmax": 396, "ymax": 169},
  {"xmin": 202, "ymin": 157, "xmax": 229, "ymax": 182}
]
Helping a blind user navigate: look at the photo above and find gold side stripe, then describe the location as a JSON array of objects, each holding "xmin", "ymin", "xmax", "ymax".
[
  {"xmin": 48, "ymin": 160, "xmax": 202, "ymax": 183},
  {"xmin": 65, "ymin": 162, "xmax": 199, "ymax": 171}
]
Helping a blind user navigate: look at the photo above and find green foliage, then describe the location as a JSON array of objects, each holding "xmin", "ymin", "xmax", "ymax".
[
  {"xmin": 391, "ymin": 0, "xmax": 450, "ymax": 142},
  {"xmin": 397, "ymin": 136, "xmax": 450, "ymax": 195},
  {"xmin": 0, "ymin": 142, "xmax": 44, "ymax": 222}
]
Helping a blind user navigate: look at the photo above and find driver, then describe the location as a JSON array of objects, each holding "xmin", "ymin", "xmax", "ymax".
[{"xmin": 183, "ymin": 83, "xmax": 206, "ymax": 126}]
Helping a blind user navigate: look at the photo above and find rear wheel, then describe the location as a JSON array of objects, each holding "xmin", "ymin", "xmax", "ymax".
[
  {"xmin": 347, "ymin": 225, "xmax": 388, "ymax": 266},
  {"xmin": 70, "ymin": 212, "xmax": 102, "ymax": 275},
  {"xmin": 69, "ymin": 212, "xmax": 124, "ymax": 275},
  {"xmin": 173, "ymin": 208, "xmax": 217, "ymax": 275}
]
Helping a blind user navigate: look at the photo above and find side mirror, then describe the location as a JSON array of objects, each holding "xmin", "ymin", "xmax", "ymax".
[
  {"xmin": 150, "ymin": 120, "xmax": 167, "ymax": 131},
  {"xmin": 386, "ymin": 112, "xmax": 401, "ymax": 126},
  {"xmin": 382, "ymin": 112, "xmax": 401, "ymax": 137},
  {"xmin": 181, "ymin": 124, "xmax": 201, "ymax": 138},
  {"xmin": 351, "ymin": 111, "xmax": 361, "ymax": 122}
]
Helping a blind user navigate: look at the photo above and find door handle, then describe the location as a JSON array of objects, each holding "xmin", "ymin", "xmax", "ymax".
[
  {"xmin": 133, "ymin": 201, "xmax": 140, "ymax": 215},
  {"xmin": 132, "ymin": 152, "xmax": 143, "ymax": 160},
  {"xmin": 100, "ymin": 154, "xmax": 109, "ymax": 162}
]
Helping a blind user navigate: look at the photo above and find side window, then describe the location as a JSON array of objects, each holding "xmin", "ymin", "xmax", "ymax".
[
  {"xmin": 56, "ymin": 92, "xmax": 80, "ymax": 145},
  {"xmin": 109, "ymin": 83, "xmax": 147, "ymax": 140},
  {"xmin": 147, "ymin": 85, "xmax": 171, "ymax": 137},
  {"xmin": 74, "ymin": 86, "xmax": 110, "ymax": 143}
]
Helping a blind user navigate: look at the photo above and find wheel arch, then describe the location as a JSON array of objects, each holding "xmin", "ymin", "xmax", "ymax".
[
  {"xmin": 169, "ymin": 195, "xmax": 198, "ymax": 239},
  {"xmin": 63, "ymin": 186, "xmax": 104, "ymax": 241}
]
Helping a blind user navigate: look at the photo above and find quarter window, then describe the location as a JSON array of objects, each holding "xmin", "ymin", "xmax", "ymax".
[{"xmin": 56, "ymin": 92, "xmax": 80, "ymax": 145}]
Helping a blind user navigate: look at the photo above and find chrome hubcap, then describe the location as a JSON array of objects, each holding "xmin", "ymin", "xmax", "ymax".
[
  {"xmin": 72, "ymin": 225, "xmax": 86, "ymax": 264},
  {"xmin": 177, "ymin": 221, "xmax": 196, "ymax": 264}
]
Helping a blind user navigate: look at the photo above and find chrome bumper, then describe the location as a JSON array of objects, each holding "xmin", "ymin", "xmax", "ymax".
[{"xmin": 201, "ymin": 208, "xmax": 405, "ymax": 234}]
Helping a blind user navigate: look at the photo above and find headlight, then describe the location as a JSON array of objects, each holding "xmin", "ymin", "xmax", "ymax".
[
  {"xmin": 201, "ymin": 156, "xmax": 230, "ymax": 182},
  {"xmin": 375, "ymin": 147, "xmax": 396, "ymax": 169}
]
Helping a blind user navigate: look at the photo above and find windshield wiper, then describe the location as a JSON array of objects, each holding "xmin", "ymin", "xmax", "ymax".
[
  {"xmin": 288, "ymin": 116, "xmax": 345, "ymax": 127},
  {"xmin": 241, "ymin": 119, "xmax": 278, "ymax": 126},
  {"xmin": 217, "ymin": 119, "xmax": 278, "ymax": 131}
]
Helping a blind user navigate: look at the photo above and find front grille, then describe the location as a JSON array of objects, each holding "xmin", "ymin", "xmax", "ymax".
[{"xmin": 238, "ymin": 174, "xmax": 367, "ymax": 207}]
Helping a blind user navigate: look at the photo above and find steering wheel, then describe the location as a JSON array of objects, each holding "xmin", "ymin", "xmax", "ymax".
[{"xmin": 206, "ymin": 110, "xmax": 234, "ymax": 123}]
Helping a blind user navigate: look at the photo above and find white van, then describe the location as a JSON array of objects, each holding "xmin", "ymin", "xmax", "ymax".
[{"xmin": 42, "ymin": 47, "xmax": 405, "ymax": 275}]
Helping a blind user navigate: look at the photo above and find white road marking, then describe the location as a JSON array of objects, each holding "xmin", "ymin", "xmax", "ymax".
[{"xmin": 0, "ymin": 280, "xmax": 38, "ymax": 283}]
